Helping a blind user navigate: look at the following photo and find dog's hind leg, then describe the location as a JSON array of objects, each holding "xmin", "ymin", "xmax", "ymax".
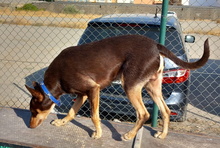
[
  {"xmin": 51, "ymin": 94, "xmax": 87, "ymax": 126},
  {"xmin": 145, "ymin": 73, "xmax": 171, "ymax": 139},
  {"xmin": 87, "ymin": 84, "xmax": 102, "ymax": 139},
  {"xmin": 122, "ymin": 84, "xmax": 150, "ymax": 141}
]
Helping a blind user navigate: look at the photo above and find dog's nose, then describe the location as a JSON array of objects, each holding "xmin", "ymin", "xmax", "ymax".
[
  {"xmin": 29, "ymin": 124, "xmax": 36, "ymax": 128},
  {"xmin": 29, "ymin": 122, "xmax": 38, "ymax": 128}
]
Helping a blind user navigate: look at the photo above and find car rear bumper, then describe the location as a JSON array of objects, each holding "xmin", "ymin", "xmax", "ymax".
[{"xmin": 99, "ymin": 91, "xmax": 188, "ymax": 121}]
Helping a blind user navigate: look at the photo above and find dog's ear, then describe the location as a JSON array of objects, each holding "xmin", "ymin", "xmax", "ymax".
[
  {"xmin": 25, "ymin": 82, "xmax": 43, "ymax": 102},
  {"xmin": 32, "ymin": 81, "xmax": 42, "ymax": 91}
]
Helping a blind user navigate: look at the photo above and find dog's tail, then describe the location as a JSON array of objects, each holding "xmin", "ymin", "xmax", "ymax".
[{"xmin": 158, "ymin": 39, "xmax": 210, "ymax": 70}]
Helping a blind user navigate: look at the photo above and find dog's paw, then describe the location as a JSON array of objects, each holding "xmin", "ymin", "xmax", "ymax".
[
  {"xmin": 154, "ymin": 131, "xmax": 167, "ymax": 139},
  {"xmin": 121, "ymin": 132, "xmax": 135, "ymax": 141},
  {"xmin": 51, "ymin": 119, "xmax": 68, "ymax": 126},
  {"xmin": 91, "ymin": 131, "xmax": 102, "ymax": 139}
]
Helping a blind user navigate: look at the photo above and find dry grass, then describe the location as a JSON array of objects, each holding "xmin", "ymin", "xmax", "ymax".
[
  {"xmin": 183, "ymin": 29, "xmax": 220, "ymax": 36},
  {"xmin": 0, "ymin": 17, "xmax": 88, "ymax": 29},
  {"xmin": 0, "ymin": 8, "xmax": 100, "ymax": 29},
  {"xmin": 0, "ymin": 18, "xmax": 32, "ymax": 26},
  {"xmin": 0, "ymin": 8, "xmax": 101, "ymax": 19},
  {"xmin": 180, "ymin": 19, "xmax": 220, "ymax": 36}
]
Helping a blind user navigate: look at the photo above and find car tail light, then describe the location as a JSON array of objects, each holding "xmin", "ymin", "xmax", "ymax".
[
  {"xmin": 162, "ymin": 69, "xmax": 190, "ymax": 84},
  {"xmin": 170, "ymin": 111, "xmax": 178, "ymax": 116}
]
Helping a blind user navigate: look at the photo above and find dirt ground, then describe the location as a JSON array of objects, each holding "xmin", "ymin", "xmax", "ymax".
[
  {"xmin": 158, "ymin": 104, "xmax": 220, "ymax": 137},
  {"xmin": 167, "ymin": 118, "xmax": 220, "ymax": 137}
]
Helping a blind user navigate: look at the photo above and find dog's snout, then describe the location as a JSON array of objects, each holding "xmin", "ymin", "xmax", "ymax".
[
  {"xmin": 30, "ymin": 124, "xmax": 37, "ymax": 129},
  {"xmin": 29, "ymin": 117, "xmax": 43, "ymax": 128}
]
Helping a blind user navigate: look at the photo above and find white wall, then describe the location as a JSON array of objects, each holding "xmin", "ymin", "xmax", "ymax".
[
  {"xmin": 182, "ymin": 0, "xmax": 220, "ymax": 7},
  {"xmin": 117, "ymin": 0, "xmax": 132, "ymax": 3}
]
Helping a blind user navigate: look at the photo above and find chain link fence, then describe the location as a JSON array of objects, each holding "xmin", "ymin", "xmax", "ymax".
[{"xmin": 0, "ymin": 0, "xmax": 219, "ymax": 137}]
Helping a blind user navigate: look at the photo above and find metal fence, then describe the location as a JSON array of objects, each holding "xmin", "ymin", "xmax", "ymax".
[{"xmin": 0, "ymin": 0, "xmax": 219, "ymax": 137}]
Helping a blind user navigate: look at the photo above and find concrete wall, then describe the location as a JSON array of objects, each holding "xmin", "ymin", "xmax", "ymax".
[{"xmin": 22, "ymin": 2, "xmax": 220, "ymax": 20}]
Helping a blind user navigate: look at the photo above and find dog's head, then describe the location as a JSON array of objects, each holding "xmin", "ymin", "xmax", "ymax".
[{"xmin": 25, "ymin": 82, "xmax": 55, "ymax": 128}]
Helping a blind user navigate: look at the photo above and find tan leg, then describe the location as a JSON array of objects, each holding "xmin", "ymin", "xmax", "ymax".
[
  {"xmin": 122, "ymin": 85, "xmax": 150, "ymax": 141},
  {"xmin": 51, "ymin": 94, "xmax": 87, "ymax": 126},
  {"xmin": 88, "ymin": 84, "xmax": 102, "ymax": 139},
  {"xmin": 145, "ymin": 74, "xmax": 170, "ymax": 139}
]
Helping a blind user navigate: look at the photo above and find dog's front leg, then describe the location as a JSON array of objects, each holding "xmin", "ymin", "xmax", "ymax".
[
  {"xmin": 51, "ymin": 95, "xmax": 87, "ymax": 126},
  {"xmin": 88, "ymin": 84, "xmax": 102, "ymax": 139}
]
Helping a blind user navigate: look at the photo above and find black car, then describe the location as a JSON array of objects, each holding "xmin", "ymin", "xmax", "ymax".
[{"xmin": 76, "ymin": 14, "xmax": 195, "ymax": 122}]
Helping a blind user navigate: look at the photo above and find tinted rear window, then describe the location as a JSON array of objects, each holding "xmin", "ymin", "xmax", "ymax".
[{"xmin": 78, "ymin": 23, "xmax": 185, "ymax": 56}]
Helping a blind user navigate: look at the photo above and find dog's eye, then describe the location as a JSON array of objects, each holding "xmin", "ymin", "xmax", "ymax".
[
  {"xmin": 30, "ymin": 103, "xmax": 40, "ymax": 117},
  {"xmin": 30, "ymin": 109, "xmax": 38, "ymax": 117}
]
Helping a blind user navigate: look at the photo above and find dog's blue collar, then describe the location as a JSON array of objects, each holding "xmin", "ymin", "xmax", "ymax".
[{"xmin": 40, "ymin": 82, "xmax": 61, "ymax": 106}]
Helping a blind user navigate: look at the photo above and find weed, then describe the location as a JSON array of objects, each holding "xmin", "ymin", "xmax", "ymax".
[
  {"xmin": 62, "ymin": 5, "xmax": 79, "ymax": 14},
  {"xmin": 16, "ymin": 3, "xmax": 42, "ymax": 11}
]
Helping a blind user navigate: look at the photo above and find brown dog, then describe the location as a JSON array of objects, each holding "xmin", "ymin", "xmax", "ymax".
[{"xmin": 25, "ymin": 35, "xmax": 209, "ymax": 140}]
